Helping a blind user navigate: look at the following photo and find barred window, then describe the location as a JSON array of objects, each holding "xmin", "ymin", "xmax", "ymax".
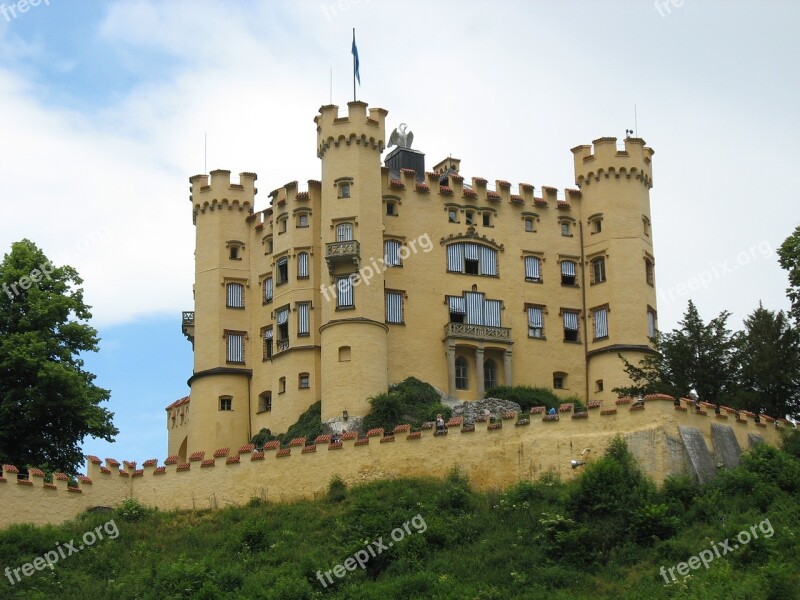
[
  {"xmin": 385, "ymin": 291, "xmax": 403, "ymax": 324},
  {"xmin": 528, "ymin": 306, "xmax": 544, "ymax": 338},
  {"xmin": 446, "ymin": 243, "xmax": 497, "ymax": 276},
  {"xmin": 226, "ymin": 282, "xmax": 244, "ymax": 308},
  {"xmin": 562, "ymin": 310, "xmax": 579, "ymax": 342},
  {"xmin": 384, "ymin": 240, "xmax": 402, "ymax": 267},
  {"xmin": 297, "ymin": 302, "xmax": 310, "ymax": 336},
  {"xmin": 593, "ymin": 306, "xmax": 609, "ymax": 340},
  {"xmin": 226, "ymin": 332, "xmax": 245, "ymax": 363},
  {"xmin": 277, "ymin": 257, "xmax": 289, "ymax": 284},
  {"xmin": 263, "ymin": 277, "xmax": 273, "ymax": 303},
  {"xmin": 336, "ymin": 222, "xmax": 354, "ymax": 242},
  {"xmin": 297, "ymin": 252, "xmax": 309, "ymax": 278},
  {"xmin": 336, "ymin": 276, "xmax": 354, "ymax": 308},
  {"xmin": 561, "ymin": 260, "xmax": 577, "ymax": 286}
]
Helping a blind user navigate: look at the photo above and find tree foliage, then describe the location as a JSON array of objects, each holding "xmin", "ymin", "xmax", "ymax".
[
  {"xmin": 614, "ymin": 300, "xmax": 738, "ymax": 402},
  {"xmin": 735, "ymin": 303, "xmax": 800, "ymax": 419},
  {"xmin": 362, "ymin": 377, "xmax": 450, "ymax": 431},
  {"xmin": 778, "ymin": 224, "xmax": 800, "ymax": 323},
  {"xmin": 0, "ymin": 239, "xmax": 116, "ymax": 474}
]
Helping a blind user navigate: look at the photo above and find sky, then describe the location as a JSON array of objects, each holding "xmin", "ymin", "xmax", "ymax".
[{"xmin": 0, "ymin": 0, "xmax": 797, "ymax": 468}]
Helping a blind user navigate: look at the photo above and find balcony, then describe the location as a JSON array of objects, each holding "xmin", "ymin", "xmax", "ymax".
[
  {"xmin": 444, "ymin": 322, "xmax": 512, "ymax": 344},
  {"xmin": 276, "ymin": 338, "xmax": 289, "ymax": 353},
  {"xmin": 325, "ymin": 240, "xmax": 360, "ymax": 273},
  {"xmin": 182, "ymin": 311, "xmax": 195, "ymax": 346}
]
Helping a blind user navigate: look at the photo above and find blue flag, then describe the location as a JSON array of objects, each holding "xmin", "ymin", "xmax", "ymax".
[{"xmin": 352, "ymin": 32, "xmax": 360, "ymax": 85}]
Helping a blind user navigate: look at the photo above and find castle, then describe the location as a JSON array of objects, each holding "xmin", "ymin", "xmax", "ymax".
[
  {"xmin": 2, "ymin": 102, "xmax": 793, "ymax": 528},
  {"xmin": 169, "ymin": 100, "xmax": 658, "ymax": 461}
]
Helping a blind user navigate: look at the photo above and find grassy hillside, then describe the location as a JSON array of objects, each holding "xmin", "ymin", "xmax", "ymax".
[{"xmin": 1, "ymin": 433, "xmax": 799, "ymax": 600}]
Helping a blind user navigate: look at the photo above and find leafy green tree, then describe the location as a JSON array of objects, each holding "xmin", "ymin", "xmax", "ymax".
[
  {"xmin": 615, "ymin": 300, "xmax": 738, "ymax": 402},
  {"xmin": 0, "ymin": 239, "xmax": 116, "ymax": 473},
  {"xmin": 778, "ymin": 225, "xmax": 800, "ymax": 323},
  {"xmin": 734, "ymin": 303, "xmax": 800, "ymax": 419}
]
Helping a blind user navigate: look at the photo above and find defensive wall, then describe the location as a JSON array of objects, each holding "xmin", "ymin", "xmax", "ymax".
[{"xmin": 0, "ymin": 396, "xmax": 790, "ymax": 527}]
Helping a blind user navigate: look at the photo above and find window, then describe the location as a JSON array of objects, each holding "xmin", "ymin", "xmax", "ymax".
[
  {"xmin": 446, "ymin": 243, "xmax": 497, "ymax": 276},
  {"xmin": 263, "ymin": 327, "xmax": 273, "ymax": 359},
  {"xmin": 484, "ymin": 299, "xmax": 502, "ymax": 327},
  {"xmin": 648, "ymin": 307, "xmax": 657, "ymax": 338},
  {"xmin": 593, "ymin": 306, "xmax": 609, "ymax": 340},
  {"xmin": 482, "ymin": 212, "xmax": 491, "ymax": 227},
  {"xmin": 336, "ymin": 276, "xmax": 354, "ymax": 308},
  {"xmin": 385, "ymin": 290, "xmax": 404, "ymax": 324},
  {"xmin": 258, "ymin": 392, "xmax": 272, "ymax": 412},
  {"xmin": 297, "ymin": 302, "xmax": 310, "ymax": 336},
  {"xmin": 465, "ymin": 211, "xmax": 476, "ymax": 225},
  {"xmin": 643, "ymin": 216, "xmax": 651, "ymax": 237},
  {"xmin": 297, "ymin": 252, "xmax": 309, "ymax": 278},
  {"xmin": 339, "ymin": 183, "xmax": 350, "ymax": 198},
  {"xmin": 645, "ymin": 258, "xmax": 655, "ymax": 286},
  {"xmin": 265, "ymin": 236, "xmax": 273, "ymax": 255},
  {"xmin": 263, "ymin": 277, "xmax": 273, "ymax": 304},
  {"xmin": 279, "ymin": 377, "xmax": 286, "ymax": 394},
  {"xmin": 297, "ymin": 213, "xmax": 309, "ymax": 228},
  {"xmin": 524, "ymin": 217, "xmax": 535, "ymax": 232},
  {"xmin": 448, "ymin": 209, "xmax": 458, "ymax": 223},
  {"xmin": 562, "ymin": 310, "xmax": 579, "ymax": 342},
  {"xmin": 299, "ymin": 373, "xmax": 310, "ymax": 389},
  {"xmin": 277, "ymin": 257, "xmax": 289, "ymax": 284},
  {"xmin": 455, "ymin": 357, "xmax": 468, "ymax": 390},
  {"xmin": 484, "ymin": 360, "xmax": 497, "ymax": 390},
  {"xmin": 276, "ymin": 306, "xmax": 289, "ymax": 351},
  {"xmin": 525, "ymin": 256, "xmax": 541, "ymax": 282},
  {"xmin": 527, "ymin": 306, "xmax": 544, "ymax": 338},
  {"xmin": 229, "ymin": 246, "xmax": 239, "ymax": 260},
  {"xmin": 384, "ymin": 240, "xmax": 402, "ymax": 267},
  {"xmin": 226, "ymin": 332, "xmax": 245, "ymax": 363},
  {"xmin": 591, "ymin": 257, "xmax": 606, "ymax": 284},
  {"xmin": 589, "ymin": 215, "xmax": 603, "ymax": 234},
  {"xmin": 338, "ymin": 346, "xmax": 351, "ymax": 361},
  {"xmin": 219, "ymin": 396, "xmax": 232, "ymax": 411},
  {"xmin": 336, "ymin": 222, "xmax": 354, "ymax": 242},
  {"xmin": 386, "ymin": 201, "xmax": 397, "ymax": 216},
  {"xmin": 448, "ymin": 296, "xmax": 466, "ymax": 324},
  {"xmin": 553, "ymin": 374, "xmax": 566, "ymax": 389},
  {"xmin": 561, "ymin": 222, "xmax": 571, "ymax": 236},
  {"xmin": 278, "ymin": 217, "xmax": 287, "ymax": 234},
  {"xmin": 226, "ymin": 282, "xmax": 244, "ymax": 308},
  {"xmin": 596, "ymin": 380, "xmax": 604, "ymax": 393},
  {"xmin": 561, "ymin": 260, "xmax": 577, "ymax": 286}
]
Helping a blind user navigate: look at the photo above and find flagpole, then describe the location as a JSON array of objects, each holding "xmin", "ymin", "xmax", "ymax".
[{"xmin": 352, "ymin": 28, "xmax": 356, "ymax": 102}]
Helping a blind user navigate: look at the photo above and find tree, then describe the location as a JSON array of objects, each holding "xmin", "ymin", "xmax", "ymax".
[
  {"xmin": 778, "ymin": 225, "xmax": 800, "ymax": 323},
  {"xmin": 0, "ymin": 239, "xmax": 117, "ymax": 474},
  {"xmin": 734, "ymin": 303, "xmax": 800, "ymax": 419},
  {"xmin": 615, "ymin": 300, "xmax": 739, "ymax": 402}
]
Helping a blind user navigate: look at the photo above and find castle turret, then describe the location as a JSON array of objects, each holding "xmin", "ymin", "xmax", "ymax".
[
  {"xmin": 315, "ymin": 102, "xmax": 390, "ymax": 424},
  {"xmin": 182, "ymin": 170, "xmax": 257, "ymax": 459},
  {"xmin": 571, "ymin": 137, "xmax": 657, "ymax": 400}
]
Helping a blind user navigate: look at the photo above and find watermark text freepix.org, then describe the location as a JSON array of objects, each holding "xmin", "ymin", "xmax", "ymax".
[
  {"xmin": 320, "ymin": 232, "xmax": 433, "ymax": 303},
  {"xmin": 659, "ymin": 517, "xmax": 773, "ymax": 583},
  {"xmin": 0, "ymin": 0, "xmax": 49, "ymax": 23},
  {"xmin": 2, "ymin": 261, "xmax": 55, "ymax": 300},
  {"xmin": 4, "ymin": 519, "xmax": 119, "ymax": 585},
  {"xmin": 316, "ymin": 513, "xmax": 427, "ymax": 587}
]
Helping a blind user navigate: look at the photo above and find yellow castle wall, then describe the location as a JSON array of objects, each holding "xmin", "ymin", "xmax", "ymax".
[{"xmin": 2, "ymin": 399, "xmax": 788, "ymax": 527}]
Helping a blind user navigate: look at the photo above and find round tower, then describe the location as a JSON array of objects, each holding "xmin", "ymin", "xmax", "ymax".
[
  {"xmin": 571, "ymin": 137, "xmax": 657, "ymax": 400},
  {"xmin": 185, "ymin": 170, "xmax": 257, "ymax": 457},
  {"xmin": 315, "ymin": 102, "xmax": 390, "ymax": 424}
]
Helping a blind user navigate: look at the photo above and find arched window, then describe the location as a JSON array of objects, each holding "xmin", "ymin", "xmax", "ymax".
[
  {"xmin": 455, "ymin": 357, "xmax": 468, "ymax": 390},
  {"xmin": 336, "ymin": 222, "xmax": 353, "ymax": 242},
  {"xmin": 484, "ymin": 360, "xmax": 497, "ymax": 391},
  {"xmin": 297, "ymin": 252, "xmax": 309, "ymax": 278}
]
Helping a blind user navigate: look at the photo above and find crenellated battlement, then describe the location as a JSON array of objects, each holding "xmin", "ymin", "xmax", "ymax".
[
  {"xmin": 381, "ymin": 166, "xmax": 575, "ymax": 209},
  {"xmin": 189, "ymin": 170, "xmax": 258, "ymax": 220},
  {"xmin": 1, "ymin": 398, "xmax": 790, "ymax": 527},
  {"xmin": 315, "ymin": 101, "xmax": 388, "ymax": 159},
  {"xmin": 571, "ymin": 137, "xmax": 654, "ymax": 188}
]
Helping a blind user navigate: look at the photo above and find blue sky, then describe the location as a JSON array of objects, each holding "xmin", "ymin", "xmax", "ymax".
[{"xmin": 1, "ymin": 0, "xmax": 798, "ymax": 469}]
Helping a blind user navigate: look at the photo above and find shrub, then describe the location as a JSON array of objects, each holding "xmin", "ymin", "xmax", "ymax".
[
  {"xmin": 484, "ymin": 385, "xmax": 564, "ymax": 411},
  {"xmin": 328, "ymin": 475, "xmax": 347, "ymax": 504},
  {"xmin": 363, "ymin": 377, "xmax": 450, "ymax": 431},
  {"xmin": 115, "ymin": 497, "xmax": 149, "ymax": 522}
]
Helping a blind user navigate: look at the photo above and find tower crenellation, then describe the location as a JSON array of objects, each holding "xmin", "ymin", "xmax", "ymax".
[
  {"xmin": 572, "ymin": 137, "xmax": 654, "ymax": 189},
  {"xmin": 315, "ymin": 101, "xmax": 388, "ymax": 159}
]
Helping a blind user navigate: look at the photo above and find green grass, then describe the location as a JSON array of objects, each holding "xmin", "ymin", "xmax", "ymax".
[{"xmin": 1, "ymin": 433, "xmax": 800, "ymax": 599}]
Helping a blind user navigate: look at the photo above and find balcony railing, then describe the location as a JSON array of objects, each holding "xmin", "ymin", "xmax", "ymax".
[
  {"xmin": 277, "ymin": 339, "xmax": 289, "ymax": 352},
  {"xmin": 444, "ymin": 322, "xmax": 512, "ymax": 343},
  {"xmin": 182, "ymin": 311, "xmax": 195, "ymax": 345},
  {"xmin": 325, "ymin": 240, "xmax": 361, "ymax": 273}
]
